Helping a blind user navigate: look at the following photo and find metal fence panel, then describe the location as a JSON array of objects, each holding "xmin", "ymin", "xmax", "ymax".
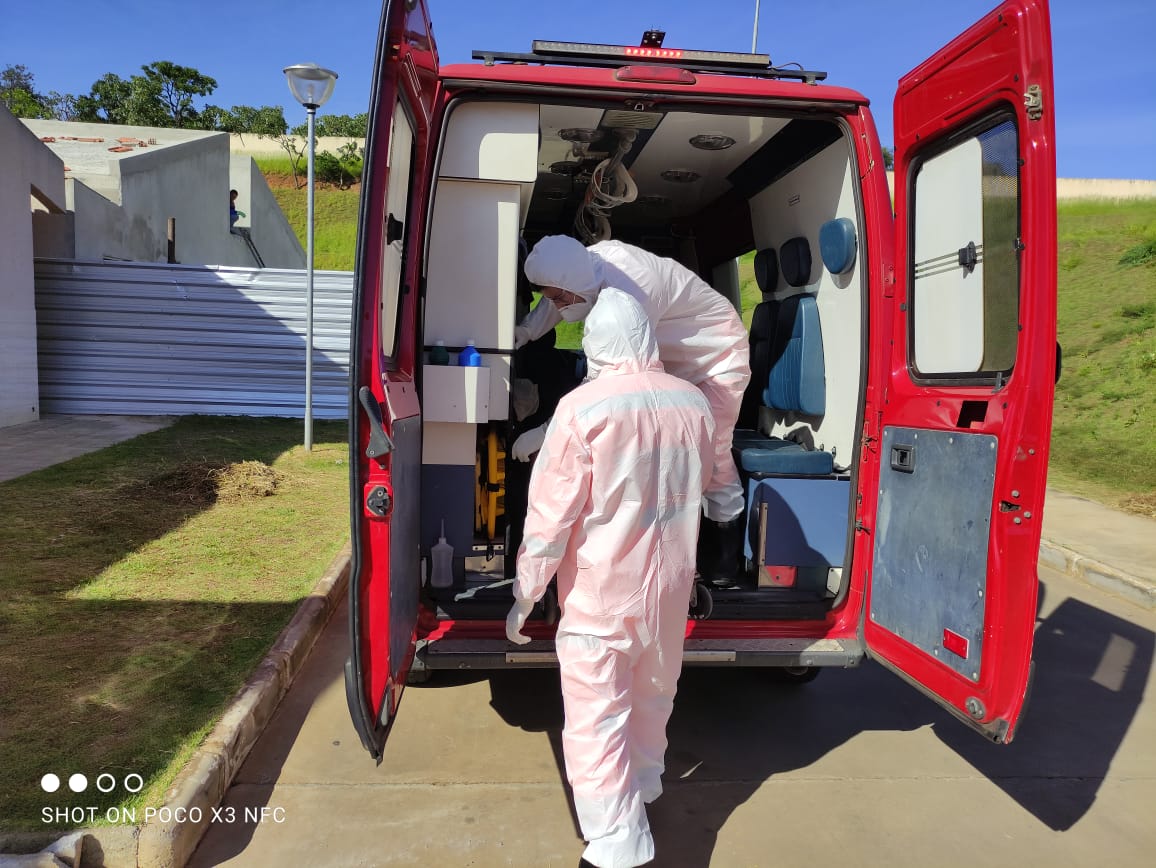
[{"xmin": 34, "ymin": 259, "xmax": 353, "ymax": 418}]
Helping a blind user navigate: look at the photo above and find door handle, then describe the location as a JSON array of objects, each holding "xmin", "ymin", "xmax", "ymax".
[
  {"xmin": 386, "ymin": 213, "xmax": 404, "ymax": 245},
  {"xmin": 358, "ymin": 386, "xmax": 394, "ymax": 460},
  {"xmin": 890, "ymin": 444, "xmax": 915, "ymax": 473}
]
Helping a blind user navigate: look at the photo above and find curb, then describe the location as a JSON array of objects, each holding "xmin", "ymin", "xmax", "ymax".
[
  {"xmin": 20, "ymin": 543, "xmax": 351, "ymax": 868},
  {"xmin": 1039, "ymin": 537, "xmax": 1156, "ymax": 610}
]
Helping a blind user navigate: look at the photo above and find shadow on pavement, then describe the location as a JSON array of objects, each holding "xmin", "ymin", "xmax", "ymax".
[
  {"xmin": 485, "ymin": 579, "xmax": 1153, "ymax": 867},
  {"xmin": 935, "ymin": 584, "xmax": 1154, "ymax": 831}
]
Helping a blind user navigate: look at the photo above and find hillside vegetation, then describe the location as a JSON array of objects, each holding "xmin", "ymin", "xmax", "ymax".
[{"xmin": 261, "ymin": 166, "xmax": 1155, "ymax": 514}]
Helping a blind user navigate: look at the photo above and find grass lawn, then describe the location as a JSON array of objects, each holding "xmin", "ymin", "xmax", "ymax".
[
  {"xmin": 255, "ymin": 159, "xmax": 360, "ymax": 273},
  {"xmin": 0, "ymin": 416, "xmax": 349, "ymax": 832},
  {"xmin": 1049, "ymin": 199, "xmax": 1156, "ymax": 513}
]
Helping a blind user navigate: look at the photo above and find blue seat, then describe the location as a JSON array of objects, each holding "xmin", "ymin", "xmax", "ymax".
[{"xmin": 733, "ymin": 239, "xmax": 831, "ymax": 477}]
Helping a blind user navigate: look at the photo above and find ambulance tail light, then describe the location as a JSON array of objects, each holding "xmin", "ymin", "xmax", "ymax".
[{"xmin": 615, "ymin": 65, "xmax": 697, "ymax": 85}]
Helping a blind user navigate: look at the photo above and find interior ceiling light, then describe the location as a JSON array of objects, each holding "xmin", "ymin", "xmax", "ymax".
[
  {"xmin": 689, "ymin": 133, "xmax": 736, "ymax": 151},
  {"xmin": 559, "ymin": 127, "xmax": 602, "ymax": 143},
  {"xmin": 549, "ymin": 160, "xmax": 583, "ymax": 175},
  {"xmin": 660, "ymin": 169, "xmax": 701, "ymax": 183}
]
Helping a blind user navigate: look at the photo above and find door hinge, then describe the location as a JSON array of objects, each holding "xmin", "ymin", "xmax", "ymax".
[{"xmin": 1024, "ymin": 84, "xmax": 1044, "ymax": 121}]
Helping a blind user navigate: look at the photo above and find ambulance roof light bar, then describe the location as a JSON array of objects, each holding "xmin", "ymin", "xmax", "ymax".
[
  {"xmin": 472, "ymin": 34, "xmax": 827, "ymax": 84},
  {"xmin": 531, "ymin": 40, "xmax": 771, "ymax": 70}
]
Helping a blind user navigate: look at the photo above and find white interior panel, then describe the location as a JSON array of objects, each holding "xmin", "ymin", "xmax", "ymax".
[
  {"xmin": 629, "ymin": 114, "xmax": 789, "ymax": 217},
  {"xmin": 748, "ymin": 138, "xmax": 862, "ymax": 470},
  {"xmin": 423, "ymin": 365, "xmax": 490, "ymax": 423},
  {"xmin": 422, "ymin": 421, "xmax": 477, "ymax": 465},
  {"xmin": 912, "ymin": 137, "xmax": 985, "ymax": 373},
  {"xmin": 425, "ymin": 180, "xmax": 519, "ymax": 350},
  {"xmin": 380, "ymin": 102, "xmax": 414, "ymax": 357},
  {"xmin": 440, "ymin": 101, "xmax": 539, "ymax": 182},
  {"xmin": 480, "ymin": 353, "xmax": 511, "ymax": 421}
]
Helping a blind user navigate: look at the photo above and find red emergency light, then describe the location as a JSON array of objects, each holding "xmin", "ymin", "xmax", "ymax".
[{"xmin": 532, "ymin": 40, "xmax": 770, "ymax": 70}]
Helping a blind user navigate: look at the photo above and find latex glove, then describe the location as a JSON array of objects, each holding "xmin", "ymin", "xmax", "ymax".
[
  {"xmin": 506, "ymin": 598, "xmax": 534, "ymax": 645},
  {"xmin": 514, "ymin": 324, "xmax": 531, "ymax": 350},
  {"xmin": 511, "ymin": 424, "xmax": 547, "ymax": 462}
]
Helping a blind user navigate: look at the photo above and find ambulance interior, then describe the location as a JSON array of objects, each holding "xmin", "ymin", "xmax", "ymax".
[{"xmin": 418, "ymin": 97, "xmax": 864, "ymax": 622}]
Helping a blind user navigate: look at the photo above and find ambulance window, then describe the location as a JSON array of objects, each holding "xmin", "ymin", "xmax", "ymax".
[
  {"xmin": 910, "ymin": 116, "xmax": 1019, "ymax": 378},
  {"xmin": 380, "ymin": 101, "xmax": 416, "ymax": 358}
]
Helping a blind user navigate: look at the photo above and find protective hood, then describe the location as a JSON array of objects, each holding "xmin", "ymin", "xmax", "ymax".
[
  {"xmin": 524, "ymin": 235, "xmax": 602, "ymax": 303},
  {"xmin": 581, "ymin": 287, "xmax": 661, "ymax": 376}
]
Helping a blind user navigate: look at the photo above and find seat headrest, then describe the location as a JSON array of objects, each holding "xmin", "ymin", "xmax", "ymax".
[
  {"xmin": 754, "ymin": 248, "xmax": 778, "ymax": 294},
  {"xmin": 819, "ymin": 218, "xmax": 857, "ymax": 275},
  {"xmin": 780, "ymin": 237, "xmax": 812, "ymax": 287}
]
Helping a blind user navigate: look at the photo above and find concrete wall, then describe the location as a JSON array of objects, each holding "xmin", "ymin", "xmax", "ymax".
[
  {"xmin": 0, "ymin": 104, "xmax": 66, "ymax": 427},
  {"xmin": 885, "ymin": 172, "xmax": 1156, "ymax": 201},
  {"xmin": 1056, "ymin": 178, "xmax": 1156, "ymax": 200},
  {"xmin": 230, "ymin": 155, "xmax": 305, "ymax": 268},
  {"xmin": 21, "ymin": 120, "xmax": 305, "ymax": 269},
  {"xmin": 229, "ymin": 133, "xmax": 365, "ymax": 157}
]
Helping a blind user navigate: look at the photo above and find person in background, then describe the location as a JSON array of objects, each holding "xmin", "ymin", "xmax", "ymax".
[
  {"xmin": 513, "ymin": 235, "xmax": 750, "ymax": 584},
  {"xmin": 507, "ymin": 288, "xmax": 715, "ymax": 868},
  {"xmin": 229, "ymin": 189, "xmax": 245, "ymax": 230}
]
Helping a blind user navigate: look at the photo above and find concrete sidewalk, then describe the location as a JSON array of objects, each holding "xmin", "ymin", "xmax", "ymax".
[
  {"xmin": 0, "ymin": 414, "xmax": 174, "ymax": 483},
  {"xmin": 1, "ymin": 415, "xmax": 1153, "ymax": 607}
]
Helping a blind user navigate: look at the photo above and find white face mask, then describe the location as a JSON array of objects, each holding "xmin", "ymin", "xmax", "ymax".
[{"xmin": 558, "ymin": 300, "xmax": 592, "ymax": 323}]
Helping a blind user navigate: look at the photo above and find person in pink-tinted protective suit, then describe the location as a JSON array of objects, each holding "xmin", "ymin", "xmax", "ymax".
[
  {"xmin": 513, "ymin": 235, "xmax": 749, "ymax": 584},
  {"xmin": 507, "ymin": 287, "xmax": 715, "ymax": 868}
]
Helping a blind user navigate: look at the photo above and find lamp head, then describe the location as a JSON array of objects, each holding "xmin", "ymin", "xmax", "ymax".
[{"xmin": 283, "ymin": 63, "xmax": 338, "ymax": 110}]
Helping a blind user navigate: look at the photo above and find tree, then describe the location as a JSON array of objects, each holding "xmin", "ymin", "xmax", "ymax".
[
  {"xmin": 0, "ymin": 63, "xmax": 51, "ymax": 118},
  {"xmin": 204, "ymin": 104, "xmax": 287, "ymax": 137},
  {"xmin": 141, "ymin": 61, "xmax": 217, "ymax": 127},
  {"xmin": 291, "ymin": 112, "xmax": 367, "ymax": 139},
  {"xmin": 882, "ymin": 146, "xmax": 894, "ymax": 170},
  {"xmin": 77, "ymin": 62, "xmax": 217, "ymax": 127}
]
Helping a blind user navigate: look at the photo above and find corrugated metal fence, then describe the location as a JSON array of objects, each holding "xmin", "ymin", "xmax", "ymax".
[{"xmin": 34, "ymin": 259, "xmax": 354, "ymax": 418}]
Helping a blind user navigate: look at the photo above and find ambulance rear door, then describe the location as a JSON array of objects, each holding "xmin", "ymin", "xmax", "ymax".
[
  {"xmin": 862, "ymin": 0, "xmax": 1056, "ymax": 743},
  {"xmin": 345, "ymin": 0, "xmax": 439, "ymax": 760}
]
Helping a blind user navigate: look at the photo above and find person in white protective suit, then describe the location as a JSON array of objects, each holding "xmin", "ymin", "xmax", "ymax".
[
  {"xmin": 513, "ymin": 235, "xmax": 750, "ymax": 583},
  {"xmin": 507, "ymin": 288, "xmax": 716, "ymax": 868}
]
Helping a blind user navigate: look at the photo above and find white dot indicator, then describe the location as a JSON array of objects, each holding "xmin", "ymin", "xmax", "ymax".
[
  {"xmin": 68, "ymin": 773, "xmax": 88, "ymax": 793},
  {"xmin": 41, "ymin": 774, "xmax": 61, "ymax": 793}
]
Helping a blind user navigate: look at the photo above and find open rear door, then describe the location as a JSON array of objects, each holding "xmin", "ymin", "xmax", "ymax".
[
  {"xmin": 863, "ymin": 0, "xmax": 1056, "ymax": 743},
  {"xmin": 345, "ymin": 0, "xmax": 439, "ymax": 760}
]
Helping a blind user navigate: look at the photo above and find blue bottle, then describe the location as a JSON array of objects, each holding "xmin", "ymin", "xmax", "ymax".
[{"xmin": 458, "ymin": 339, "xmax": 482, "ymax": 367}]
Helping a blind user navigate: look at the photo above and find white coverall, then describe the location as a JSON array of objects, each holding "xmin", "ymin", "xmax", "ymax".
[
  {"xmin": 508, "ymin": 288, "xmax": 716, "ymax": 868},
  {"xmin": 519, "ymin": 236, "xmax": 749, "ymax": 522}
]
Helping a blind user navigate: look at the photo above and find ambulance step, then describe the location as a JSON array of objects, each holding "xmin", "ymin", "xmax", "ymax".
[{"xmin": 417, "ymin": 637, "xmax": 864, "ymax": 670}]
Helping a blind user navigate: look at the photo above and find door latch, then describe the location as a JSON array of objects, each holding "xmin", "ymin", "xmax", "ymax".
[
  {"xmin": 1024, "ymin": 84, "xmax": 1043, "ymax": 121},
  {"xmin": 958, "ymin": 240, "xmax": 978, "ymax": 274},
  {"xmin": 365, "ymin": 485, "xmax": 392, "ymax": 518}
]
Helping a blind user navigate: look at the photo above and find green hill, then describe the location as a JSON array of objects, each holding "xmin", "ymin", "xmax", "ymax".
[{"xmin": 263, "ymin": 165, "xmax": 1155, "ymax": 514}]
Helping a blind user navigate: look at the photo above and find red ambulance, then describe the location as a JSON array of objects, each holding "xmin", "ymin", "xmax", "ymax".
[{"xmin": 344, "ymin": 0, "xmax": 1058, "ymax": 759}]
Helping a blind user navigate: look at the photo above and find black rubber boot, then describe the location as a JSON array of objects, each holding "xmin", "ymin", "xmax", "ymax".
[
  {"xmin": 710, "ymin": 516, "xmax": 745, "ymax": 587},
  {"xmin": 696, "ymin": 518, "xmax": 720, "ymax": 582}
]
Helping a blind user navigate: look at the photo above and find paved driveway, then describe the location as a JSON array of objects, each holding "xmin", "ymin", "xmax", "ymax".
[{"xmin": 190, "ymin": 564, "xmax": 1156, "ymax": 867}]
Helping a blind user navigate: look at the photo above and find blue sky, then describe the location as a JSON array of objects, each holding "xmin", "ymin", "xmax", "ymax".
[{"xmin": 3, "ymin": 0, "xmax": 1153, "ymax": 179}]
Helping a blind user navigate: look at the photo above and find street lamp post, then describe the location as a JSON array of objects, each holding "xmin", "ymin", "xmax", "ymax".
[{"xmin": 283, "ymin": 62, "xmax": 338, "ymax": 451}]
